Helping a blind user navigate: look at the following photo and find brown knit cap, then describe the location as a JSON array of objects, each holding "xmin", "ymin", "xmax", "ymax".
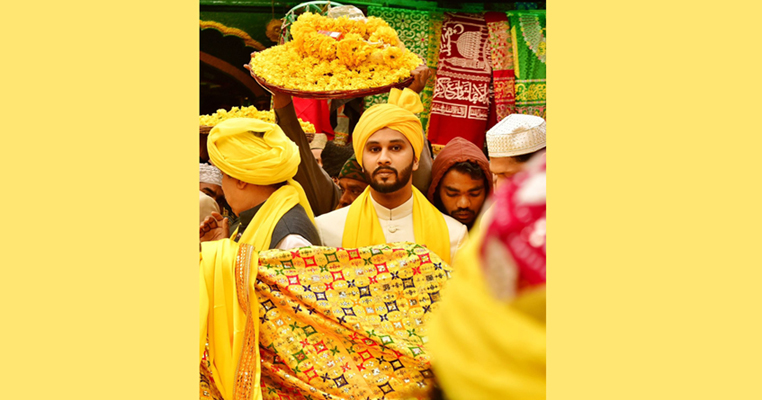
[{"xmin": 426, "ymin": 137, "xmax": 493, "ymax": 202}]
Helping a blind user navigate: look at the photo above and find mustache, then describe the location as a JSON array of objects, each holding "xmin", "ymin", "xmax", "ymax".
[
  {"xmin": 372, "ymin": 166, "xmax": 398, "ymax": 176},
  {"xmin": 453, "ymin": 208, "xmax": 475, "ymax": 215}
]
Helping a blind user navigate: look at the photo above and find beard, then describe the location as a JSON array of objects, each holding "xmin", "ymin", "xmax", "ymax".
[{"xmin": 366, "ymin": 162, "xmax": 414, "ymax": 194}]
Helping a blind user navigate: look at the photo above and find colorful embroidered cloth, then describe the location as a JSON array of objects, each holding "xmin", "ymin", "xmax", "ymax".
[
  {"xmin": 203, "ymin": 242, "xmax": 453, "ymax": 400},
  {"xmin": 485, "ymin": 11, "xmax": 515, "ymax": 122},
  {"xmin": 364, "ymin": 7, "xmax": 441, "ymax": 133},
  {"xmin": 509, "ymin": 11, "xmax": 546, "ymax": 119},
  {"xmin": 427, "ymin": 13, "xmax": 492, "ymax": 151}
]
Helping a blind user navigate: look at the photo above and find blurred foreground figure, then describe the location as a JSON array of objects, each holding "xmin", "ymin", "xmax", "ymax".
[
  {"xmin": 428, "ymin": 152, "xmax": 546, "ymax": 400},
  {"xmin": 200, "ymin": 241, "xmax": 453, "ymax": 400},
  {"xmin": 486, "ymin": 113, "xmax": 546, "ymax": 190}
]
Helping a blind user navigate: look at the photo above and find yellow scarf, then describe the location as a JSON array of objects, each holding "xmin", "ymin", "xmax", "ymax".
[
  {"xmin": 342, "ymin": 186, "xmax": 451, "ymax": 264},
  {"xmin": 232, "ymin": 183, "xmax": 314, "ymax": 246},
  {"xmin": 427, "ymin": 224, "xmax": 546, "ymax": 400},
  {"xmin": 200, "ymin": 240, "xmax": 263, "ymax": 400}
]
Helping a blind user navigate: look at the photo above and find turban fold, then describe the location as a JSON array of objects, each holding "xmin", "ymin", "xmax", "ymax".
[
  {"xmin": 352, "ymin": 88, "xmax": 424, "ymax": 168},
  {"xmin": 207, "ymin": 118, "xmax": 300, "ymax": 185}
]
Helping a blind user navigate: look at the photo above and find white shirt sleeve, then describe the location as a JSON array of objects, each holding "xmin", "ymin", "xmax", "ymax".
[
  {"xmin": 274, "ymin": 234, "xmax": 313, "ymax": 251},
  {"xmin": 450, "ymin": 223, "xmax": 469, "ymax": 262}
]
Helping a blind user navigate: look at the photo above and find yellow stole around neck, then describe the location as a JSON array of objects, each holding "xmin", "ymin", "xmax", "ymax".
[
  {"xmin": 200, "ymin": 241, "xmax": 263, "ymax": 400},
  {"xmin": 341, "ymin": 186, "xmax": 451, "ymax": 264},
  {"xmin": 200, "ymin": 180, "xmax": 315, "ymax": 400},
  {"xmin": 231, "ymin": 180, "xmax": 315, "ymax": 248}
]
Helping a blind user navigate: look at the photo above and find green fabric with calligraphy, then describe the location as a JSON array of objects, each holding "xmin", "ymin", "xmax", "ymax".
[
  {"xmin": 509, "ymin": 11, "xmax": 546, "ymax": 119},
  {"xmin": 365, "ymin": 7, "xmax": 441, "ymax": 133}
]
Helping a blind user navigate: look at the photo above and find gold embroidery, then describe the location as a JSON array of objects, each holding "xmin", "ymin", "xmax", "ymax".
[{"xmin": 234, "ymin": 244, "xmax": 260, "ymax": 400}]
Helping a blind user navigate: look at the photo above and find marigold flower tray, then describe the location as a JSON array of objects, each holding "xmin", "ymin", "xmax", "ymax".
[{"xmin": 247, "ymin": 65, "xmax": 415, "ymax": 100}]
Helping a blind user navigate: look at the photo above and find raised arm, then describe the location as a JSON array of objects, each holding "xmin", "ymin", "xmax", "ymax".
[
  {"xmin": 407, "ymin": 64, "xmax": 434, "ymax": 195},
  {"xmin": 272, "ymin": 91, "xmax": 341, "ymax": 216}
]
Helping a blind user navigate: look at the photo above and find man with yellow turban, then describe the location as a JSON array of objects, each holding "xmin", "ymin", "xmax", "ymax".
[
  {"xmin": 315, "ymin": 88, "xmax": 467, "ymax": 264},
  {"xmin": 199, "ymin": 117, "xmax": 321, "ymax": 249}
]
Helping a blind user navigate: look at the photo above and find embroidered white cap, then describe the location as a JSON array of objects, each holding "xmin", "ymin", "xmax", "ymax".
[
  {"xmin": 200, "ymin": 163, "xmax": 223, "ymax": 186},
  {"xmin": 486, "ymin": 114, "xmax": 546, "ymax": 157}
]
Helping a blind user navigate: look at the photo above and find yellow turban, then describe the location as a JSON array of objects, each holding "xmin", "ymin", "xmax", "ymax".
[
  {"xmin": 352, "ymin": 88, "xmax": 424, "ymax": 168},
  {"xmin": 208, "ymin": 117, "xmax": 300, "ymax": 185},
  {"xmin": 207, "ymin": 117, "xmax": 315, "ymax": 241}
]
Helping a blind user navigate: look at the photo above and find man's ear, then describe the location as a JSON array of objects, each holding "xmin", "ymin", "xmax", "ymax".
[
  {"xmin": 235, "ymin": 178, "xmax": 248, "ymax": 189},
  {"xmin": 412, "ymin": 156, "xmax": 420, "ymax": 172}
]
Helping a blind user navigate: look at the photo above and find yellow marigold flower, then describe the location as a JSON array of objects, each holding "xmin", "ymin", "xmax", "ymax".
[
  {"xmin": 369, "ymin": 26, "xmax": 399, "ymax": 46},
  {"xmin": 249, "ymin": 13, "xmax": 421, "ymax": 92},
  {"xmin": 365, "ymin": 16, "xmax": 390, "ymax": 37},
  {"xmin": 336, "ymin": 37, "xmax": 371, "ymax": 68},
  {"xmin": 199, "ymin": 106, "xmax": 315, "ymax": 133},
  {"xmin": 382, "ymin": 46, "xmax": 403, "ymax": 65}
]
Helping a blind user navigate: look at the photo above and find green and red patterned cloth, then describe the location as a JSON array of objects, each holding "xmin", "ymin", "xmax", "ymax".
[
  {"xmin": 510, "ymin": 10, "xmax": 546, "ymax": 118},
  {"xmin": 427, "ymin": 13, "xmax": 493, "ymax": 151},
  {"xmin": 365, "ymin": 6, "xmax": 443, "ymax": 136},
  {"xmin": 362, "ymin": 8, "xmax": 546, "ymax": 153}
]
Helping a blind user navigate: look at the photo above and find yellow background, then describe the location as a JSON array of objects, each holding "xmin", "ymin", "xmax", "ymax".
[{"xmin": 2, "ymin": 0, "xmax": 762, "ymax": 398}]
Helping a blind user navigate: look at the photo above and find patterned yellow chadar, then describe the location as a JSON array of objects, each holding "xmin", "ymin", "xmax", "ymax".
[{"xmin": 201, "ymin": 240, "xmax": 452, "ymax": 400}]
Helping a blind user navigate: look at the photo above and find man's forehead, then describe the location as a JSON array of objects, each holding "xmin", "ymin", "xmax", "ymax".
[
  {"xmin": 365, "ymin": 128, "xmax": 410, "ymax": 145},
  {"xmin": 200, "ymin": 182, "xmax": 222, "ymax": 191},
  {"xmin": 443, "ymin": 168, "xmax": 486, "ymax": 186},
  {"xmin": 490, "ymin": 156, "xmax": 521, "ymax": 172}
]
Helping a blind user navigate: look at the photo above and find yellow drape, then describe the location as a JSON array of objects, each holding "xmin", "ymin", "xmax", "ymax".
[
  {"xmin": 427, "ymin": 225, "xmax": 546, "ymax": 400},
  {"xmin": 231, "ymin": 183, "xmax": 315, "ymax": 245},
  {"xmin": 200, "ymin": 240, "xmax": 263, "ymax": 400},
  {"xmin": 351, "ymin": 88, "xmax": 424, "ymax": 168},
  {"xmin": 341, "ymin": 186, "xmax": 451, "ymax": 264}
]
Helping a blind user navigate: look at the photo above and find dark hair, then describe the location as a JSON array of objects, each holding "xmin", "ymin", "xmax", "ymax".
[
  {"xmin": 511, "ymin": 147, "xmax": 546, "ymax": 163},
  {"xmin": 450, "ymin": 161, "xmax": 487, "ymax": 182},
  {"xmin": 321, "ymin": 141, "xmax": 355, "ymax": 178},
  {"xmin": 433, "ymin": 161, "xmax": 490, "ymax": 212}
]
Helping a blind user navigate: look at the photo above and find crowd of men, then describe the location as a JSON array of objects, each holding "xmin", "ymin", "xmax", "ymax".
[
  {"xmin": 199, "ymin": 74, "xmax": 545, "ymax": 255},
  {"xmin": 199, "ymin": 69, "xmax": 546, "ymax": 399}
]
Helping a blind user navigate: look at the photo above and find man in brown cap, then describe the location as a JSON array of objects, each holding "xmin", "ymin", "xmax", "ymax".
[{"xmin": 427, "ymin": 137, "xmax": 493, "ymax": 230}]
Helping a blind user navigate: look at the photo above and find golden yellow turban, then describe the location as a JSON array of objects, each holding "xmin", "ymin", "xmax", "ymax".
[
  {"xmin": 352, "ymin": 88, "xmax": 424, "ymax": 168},
  {"xmin": 207, "ymin": 117, "xmax": 300, "ymax": 185}
]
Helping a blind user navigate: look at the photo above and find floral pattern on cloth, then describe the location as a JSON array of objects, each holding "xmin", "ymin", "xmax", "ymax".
[
  {"xmin": 252, "ymin": 242, "xmax": 452, "ymax": 400},
  {"xmin": 485, "ymin": 12, "xmax": 515, "ymax": 122},
  {"xmin": 364, "ymin": 7, "xmax": 441, "ymax": 134},
  {"xmin": 509, "ymin": 11, "xmax": 546, "ymax": 119},
  {"xmin": 201, "ymin": 348, "xmax": 224, "ymax": 400}
]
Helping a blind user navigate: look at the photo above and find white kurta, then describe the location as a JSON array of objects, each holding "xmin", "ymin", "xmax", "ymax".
[{"xmin": 315, "ymin": 194, "xmax": 468, "ymax": 261}]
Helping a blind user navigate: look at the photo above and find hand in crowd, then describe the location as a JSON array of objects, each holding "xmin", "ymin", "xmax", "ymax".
[
  {"xmin": 200, "ymin": 212, "xmax": 230, "ymax": 242},
  {"xmin": 407, "ymin": 64, "xmax": 433, "ymax": 94}
]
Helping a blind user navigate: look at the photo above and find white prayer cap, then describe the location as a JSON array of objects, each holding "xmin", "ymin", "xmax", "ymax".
[
  {"xmin": 200, "ymin": 163, "xmax": 223, "ymax": 186},
  {"xmin": 486, "ymin": 114, "xmax": 546, "ymax": 158}
]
